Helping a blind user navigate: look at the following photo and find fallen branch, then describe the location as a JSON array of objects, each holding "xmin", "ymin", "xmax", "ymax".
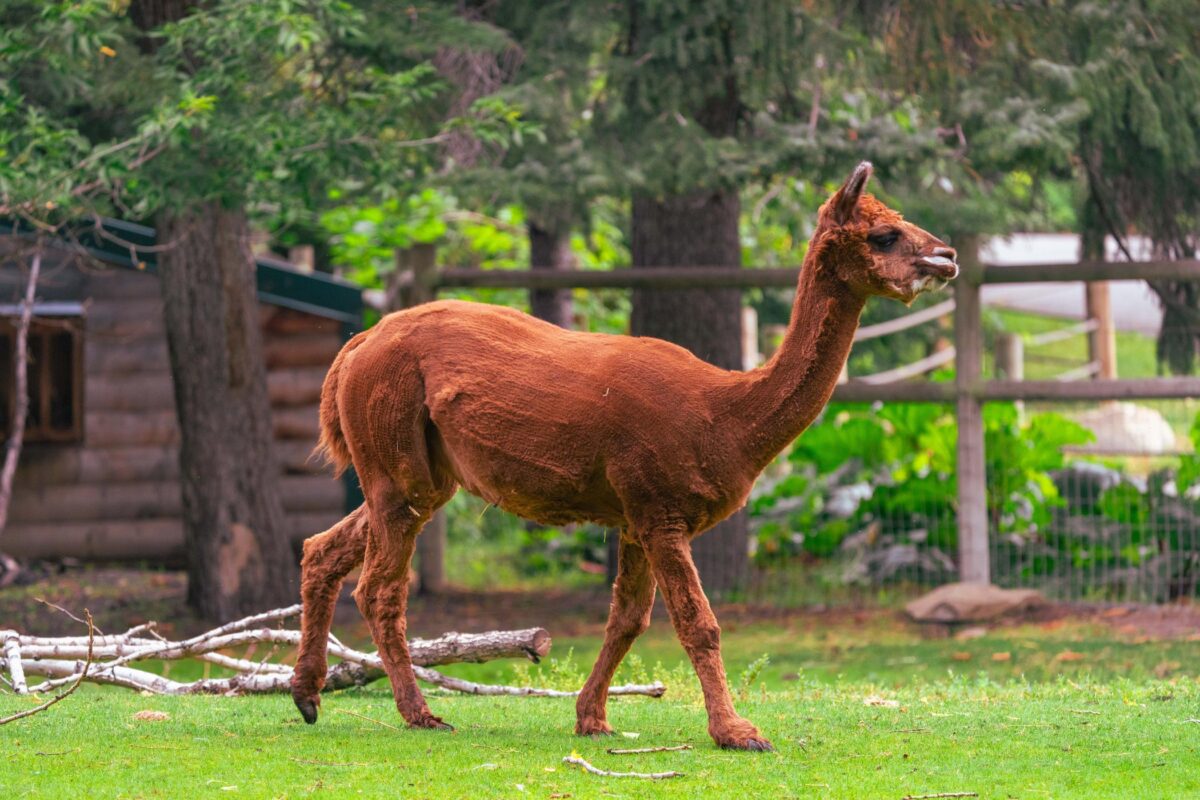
[
  {"xmin": 3, "ymin": 632, "xmax": 26, "ymax": 694},
  {"xmin": 606, "ymin": 744, "xmax": 692, "ymax": 755},
  {"xmin": 0, "ymin": 610, "xmax": 93, "ymax": 726},
  {"xmin": 2, "ymin": 606, "xmax": 668, "ymax": 702},
  {"xmin": 901, "ymin": 793, "xmax": 979, "ymax": 800},
  {"xmin": 562, "ymin": 753, "xmax": 683, "ymax": 779}
]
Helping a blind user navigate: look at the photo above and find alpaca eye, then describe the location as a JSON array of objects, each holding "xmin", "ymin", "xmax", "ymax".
[{"xmin": 869, "ymin": 231, "xmax": 900, "ymax": 250}]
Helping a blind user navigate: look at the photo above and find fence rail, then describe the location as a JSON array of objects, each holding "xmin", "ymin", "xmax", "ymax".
[
  {"xmin": 405, "ymin": 247, "xmax": 1198, "ymax": 591},
  {"xmin": 420, "ymin": 259, "xmax": 1199, "ymax": 290}
]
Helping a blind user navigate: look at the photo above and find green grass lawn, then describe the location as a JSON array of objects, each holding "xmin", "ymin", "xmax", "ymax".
[
  {"xmin": 5, "ymin": 615, "xmax": 1200, "ymax": 798},
  {"xmin": 5, "ymin": 678, "xmax": 1199, "ymax": 799}
]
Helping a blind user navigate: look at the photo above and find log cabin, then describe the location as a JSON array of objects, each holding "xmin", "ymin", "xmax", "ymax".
[{"xmin": 0, "ymin": 219, "xmax": 363, "ymax": 563}]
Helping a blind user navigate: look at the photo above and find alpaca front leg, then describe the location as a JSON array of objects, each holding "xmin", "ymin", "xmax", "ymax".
[
  {"xmin": 576, "ymin": 534, "xmax": 656, "ymax": 736},
  {"xmin": 354, "ymin": 504, "xmax": 450, "ymax": 730},
  {"xmin": 642, "ymin": 529, "xmax": 772, "ymax": 751},
  {"xmin": 292, "ymin": 506, "xmax": 368, "ymax": 723}
]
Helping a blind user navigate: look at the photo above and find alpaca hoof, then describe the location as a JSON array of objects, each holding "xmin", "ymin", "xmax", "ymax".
[
  {"xmin": 575, "ymin": 717, "xmax": 614, "ymax": 737},
  {"xmin": 712, "ymin": 720, "xmax": 773, "ymax": 751},
  {"xmin": 410, "ymin": 714, "xmax": 454, "ymax": 731},
  {"xmin": 720, "ymin": 735, "xmax": 774, "ymax": 752},
  {"xmin": 293, "ymin": 694, "xmax": 320, "ymax": 725}
]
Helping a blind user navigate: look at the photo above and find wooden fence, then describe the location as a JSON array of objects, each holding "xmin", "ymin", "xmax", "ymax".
[{"xmin": 393, "ymin": 246, "xmax": 1200, "ymax": 588}]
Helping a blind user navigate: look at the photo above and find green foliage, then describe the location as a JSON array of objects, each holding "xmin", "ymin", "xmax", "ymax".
[
  {"xmin": 752, "ymin": 402, "xmax": 1094, "ymax": 567},
  {"xmin": 1177, "ymin": 413, "xmax": 1200, "ymax": 494},
  {"xmin": 443, "ymin": 490, "xmax": 607, "ymax": 590}
]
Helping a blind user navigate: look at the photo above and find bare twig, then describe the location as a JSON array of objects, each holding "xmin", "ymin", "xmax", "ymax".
[
  {"xmin": 606, "ymin": 744, "xmax": 692, "ymax": 755},
  {"xmin": 562, "ymin": 753, "xmax": 683, "ymax": 779},
  {"xmin": 901, "ymin": 793, "xmax": 978, "ymax": 800},
  {"xmin": 333, "ymin": 708, "xmax": 403, "ymax": 732},
  {"xmin": 34, "ymin": 598, "xmax": 105, "ymax": 634},
  {"xmin": 0, "ymin": 610, "xmax": 93, "ymax": 726},
  {"xmin": 412, "ymin": 665, "xmax": 665, "ymax": 699},
  {"xmin": 0, "ymin": 245, "xmax": 41, "ymax": 535}
]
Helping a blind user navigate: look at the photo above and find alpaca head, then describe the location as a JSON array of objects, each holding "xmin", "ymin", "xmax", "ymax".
[{"xmin": 813, "ymin": 161, "xmax": 958, "ymax": 305}]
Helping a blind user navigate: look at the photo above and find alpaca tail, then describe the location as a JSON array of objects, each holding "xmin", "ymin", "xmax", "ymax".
[{"xmin": 314, "ymin": 329, "xmax": 371, "ymax": 477}]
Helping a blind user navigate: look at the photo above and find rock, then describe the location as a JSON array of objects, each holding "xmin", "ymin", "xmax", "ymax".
[
  {"xmin": 1071, "ymin": 402, "xmax": 1177, "ymax": 455},
  {"xmin": 842, "ymin": 543, "xmax": 955, "ymax": 584},
  {"xmin": 826, "ymin": 482, "xmax": 872, "ymax": 518},
  {"xmin": 1048, "ymin": 511, "xmax": 1131, "ymax": 545},
  {"xmin": 904, "ymin": 582, "xmax": 1046, "ymax": 623},
  {"xmin": 1051, "ymin": 462, "xmax": 1124, "ymax": 513}
]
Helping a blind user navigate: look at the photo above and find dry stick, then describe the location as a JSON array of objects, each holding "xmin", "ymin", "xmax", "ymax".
[
  {"xmin": 0, "ymin": 610, "xmax": 93, "ymax": 726},
  {"xmin": 606, "ymin": 744, "xmax": 692, "ymax": 755},
  {"xmin": 562, "ymin": 754, "xmax": 683, "ymax": 780},
  {"xmin": 901, "ymin": 793, "xmax": 979, "ymax": 800},
  {"xmin": 333, "ymin": 708, "xmax": 403, "ymax": 732},
  {"xmin": 412, "ymin": 665, "xmax": 665, "ymax": 699},
  {"xmin": 0, "ymin": 246, "xmax": 41, "ymax": 536}
]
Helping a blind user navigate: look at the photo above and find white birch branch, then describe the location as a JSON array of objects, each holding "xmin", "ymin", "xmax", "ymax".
[
  {"xmin": 3, "ymin": 632, "xmax": 26, "ymax": 694},
  {"xmin": 3, "ymin": 607, "xmax": 669, "ymax": 701}
]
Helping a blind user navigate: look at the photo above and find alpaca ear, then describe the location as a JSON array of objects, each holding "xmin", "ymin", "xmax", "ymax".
[{"xmin": 830, "ymin": 161, "xmax": 873, "ymax": 226}]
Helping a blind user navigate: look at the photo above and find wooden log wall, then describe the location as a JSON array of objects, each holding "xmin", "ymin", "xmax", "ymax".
[{"xmin": 5, "ymin": 264, "xmax": 347, "ymax": 561}]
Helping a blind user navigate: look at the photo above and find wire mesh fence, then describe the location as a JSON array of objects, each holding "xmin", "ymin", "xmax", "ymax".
[{"xmin": 729, "ymin": 395, "xmax": 1200, "ymax": 608}]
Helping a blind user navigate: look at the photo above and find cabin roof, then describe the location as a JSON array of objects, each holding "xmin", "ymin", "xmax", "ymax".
[{"xmin": 2, "ymin": 217, "xmax": 363, "ymax": 326}]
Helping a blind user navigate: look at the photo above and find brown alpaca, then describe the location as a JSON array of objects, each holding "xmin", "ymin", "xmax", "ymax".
[{"xmin": 290, "ymin": 162, "xmax": 958, "ymax": 751}]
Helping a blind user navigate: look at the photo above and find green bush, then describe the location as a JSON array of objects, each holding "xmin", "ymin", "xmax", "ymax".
[{"xmin": 751, "ymin": 401, "xmax": 1095, "ymax": 566}]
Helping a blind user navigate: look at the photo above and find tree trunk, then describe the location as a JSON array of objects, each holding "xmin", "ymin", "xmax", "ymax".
[
  {"xmin": 629, "ymin": 190, "xmax": 748, "ymax": 596},
  {"xmin": 528, "ymin": 222, "xmax": 574, "ymax": 328},
  {"xmin": 158, "ymin": 205, "xmax": 298, "ymax": 621}
]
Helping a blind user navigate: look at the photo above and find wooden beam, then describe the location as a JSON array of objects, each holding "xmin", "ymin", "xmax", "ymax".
[
  {"xmin": 854, "ymin": 299, "xmax": 955, "ymax": 341},
  {"xmin": 436, "ymin": 266, "xmax": 802, "ymax": 290},
  {"xmin": 856, "ymin": 347, "xmax": 955, "ymax": 385},
  {"xmin": 429, "ymin": 259, "xmax": 1199, "ymax": 291},
  {"xmin": 954, "ymin": 237, "xmax": 990, "ymax": 584},
  {"xmin": 831, "ymin": 381, "xmax": 955, "ymax": 403},
  {"xmin": 982, "ymin": 260, "xmax": 1199, "ymax": 283},
  {"xmin": 982, "ymin": 377, "xmax": 1200, "ymax": 401}
]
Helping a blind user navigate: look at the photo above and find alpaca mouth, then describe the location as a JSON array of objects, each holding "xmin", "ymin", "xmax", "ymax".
[{"xmin": 916, "ymin": 255, "xmax": 959, "ymax": 280}]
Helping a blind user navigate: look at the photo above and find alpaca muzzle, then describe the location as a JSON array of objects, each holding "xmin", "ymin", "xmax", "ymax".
[{"xmin": 916, "ymin": 255, "xmax": 959, "ymax": 281}]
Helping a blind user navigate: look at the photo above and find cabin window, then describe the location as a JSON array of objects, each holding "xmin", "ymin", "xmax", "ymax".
[{"xmin": 0, "ymin": 307, "xmax": 85, "ymax": 444}]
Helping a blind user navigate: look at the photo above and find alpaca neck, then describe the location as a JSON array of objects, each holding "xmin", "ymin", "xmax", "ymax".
[{"xmin": 730, "ymin": 251, "xmax": 866, "ymax": 471}]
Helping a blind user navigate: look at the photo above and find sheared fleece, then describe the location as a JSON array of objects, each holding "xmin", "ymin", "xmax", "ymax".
[{"xmin": 291, "ymin": 165, "xmax": 955, "ymax": 751}]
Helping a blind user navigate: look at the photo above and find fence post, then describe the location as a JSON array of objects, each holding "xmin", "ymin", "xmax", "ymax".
[
  {"xmin": 996, "ymin": 333, "xmax": 1023, "ymax": 381},
  {"xmin": 1085, "ymin": 282, "xmax": 1118, "ymax": 379},
  {"xmin": 996, "ymin": 331, "xmax": 1025, "ymax": 420},
  {"xmin": 954, "ymin": 236, "xmax": 990, "ymax": 584},
  {"xmin": 392, "ymin": 243, "xmax": 446, "ymax": 595}
]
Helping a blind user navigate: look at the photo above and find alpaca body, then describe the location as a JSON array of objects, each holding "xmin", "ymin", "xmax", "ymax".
[
  {"xmin": 348, "ymin": 299, "xmax": 757, "ymax": 533},
  {"xmin": 290, "ymin": 163, "xmax": 960, "ymax": 751}
]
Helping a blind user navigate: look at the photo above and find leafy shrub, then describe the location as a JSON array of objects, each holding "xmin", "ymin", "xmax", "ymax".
[{"xmin": 751, "ymin": 401, "xmax": 1095, "ymax": 569}]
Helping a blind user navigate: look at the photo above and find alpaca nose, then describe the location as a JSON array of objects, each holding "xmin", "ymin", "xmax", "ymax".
[{"xmin": 932, "ymin": 246, "xmax": 956, "ymax": 261}]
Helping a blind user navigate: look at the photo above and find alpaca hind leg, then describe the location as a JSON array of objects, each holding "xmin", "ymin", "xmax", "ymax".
[
  {"xmin": 291, "ymin": 504, "xmax": 368, "ymax": 723},
  {"xmin": 641, "ymin": 528, "xmax": 772, "ymax": 751},
  {"xmin": 355, "ymin": 490, "xmax": 449, "ymax": 729},
  {"xmin": 575, "ymin": 533, "xmax": 655, "ymax": 736}
]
